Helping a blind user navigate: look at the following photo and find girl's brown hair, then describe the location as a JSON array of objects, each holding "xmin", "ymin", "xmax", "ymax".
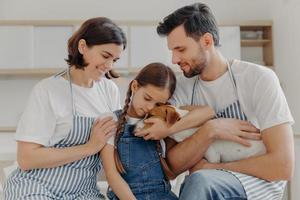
[
  {"xmin": 114, "ymin": 62, "xmax": 176, "ymax": 173},
  {"xmin": 65, "ymin": 17, "xmax": 127, "ymax": 79}
]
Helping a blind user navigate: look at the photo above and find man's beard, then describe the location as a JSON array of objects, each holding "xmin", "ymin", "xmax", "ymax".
[{"xmin": 183, "ymin": 63, "xmax": 203, "ymax": 78}]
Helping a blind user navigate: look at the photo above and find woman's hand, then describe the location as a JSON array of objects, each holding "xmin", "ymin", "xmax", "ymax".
[{"xmin": 86, "ymin": 116, "xmax": 117, "ymax": 155}]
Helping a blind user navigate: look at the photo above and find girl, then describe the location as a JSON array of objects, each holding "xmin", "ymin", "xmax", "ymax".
[
  {"xmin": 4, "ymin": 17, "xmax": 126, "ymax": 199},
  {"xmin": 101, "ymin": 63, "xmax": 215, "ymax": 200}
]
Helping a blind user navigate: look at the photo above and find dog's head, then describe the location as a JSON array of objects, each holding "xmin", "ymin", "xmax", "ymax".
[{"xmin": 143, "ymin": 105, "xmax": 181, "ymax": 129}]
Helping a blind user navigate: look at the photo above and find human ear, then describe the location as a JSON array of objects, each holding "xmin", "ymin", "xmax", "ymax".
[
  {"xmin": 78, "ymin": 39, "xmax": 87, "ymax": 54},
  {"xmin": 200, "ymin": 33, "xmax": 214, "ymax": 49},
  {"xmin": 130, "ymin": 80, "xmax": 139, "ymax": 94}
]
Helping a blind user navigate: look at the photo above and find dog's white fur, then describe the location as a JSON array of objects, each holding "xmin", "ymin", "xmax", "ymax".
[{"xmin": 136, "ymin": 106, "xmax": 266, "ymax": 163}]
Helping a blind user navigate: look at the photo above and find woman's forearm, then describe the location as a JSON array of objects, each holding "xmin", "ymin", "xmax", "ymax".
[{"xmin": 17, "ymin": 142, "xmax": 95, "ymax": 170}]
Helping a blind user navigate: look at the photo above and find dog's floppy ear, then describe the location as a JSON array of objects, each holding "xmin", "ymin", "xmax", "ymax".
[{"xmin": 165, "ymin": 107, "xmax": 180, "ymax": 125}]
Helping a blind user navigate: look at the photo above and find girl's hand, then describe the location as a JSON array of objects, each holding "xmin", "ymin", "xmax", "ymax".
[
  {"xmin": 202, "ymin": 118, "xmax": 261, "ymax": 147},
  {"xmin": 135, "ymin": 118, "xmax": 170, "ymax": 140},
  {"xmin": 86, "ymin": 116, "xmax": 117, "ymax": 155}
]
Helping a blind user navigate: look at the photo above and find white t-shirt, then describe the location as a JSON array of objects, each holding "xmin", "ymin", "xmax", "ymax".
[
  {"xmin": 170, "ymin": 59, "xmax": 294, "ymax": 131},
  {"xmin": 107, "ymin": 116, "xmax": 141, "ymax": 146},
  {"xmin": 15, "ymin": 75, "xmax": 121, "ymax": 147}
]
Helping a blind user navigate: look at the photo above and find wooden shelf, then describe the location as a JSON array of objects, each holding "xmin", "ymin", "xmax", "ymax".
[
  {"xmin": 240, "ymin": 23, "xmax": 273, "ymax": 67},
  {"xmin": 0, "ymin": 68, "xmax": 63, "ymax": 78},
  {"xmin": 0, "ymin": 67, "xmax": 183, "ymax": 78},
  {"xmin": 241, "ymin": 39, "xmax": 271, "ymax": 47},
  {"xmin": 0, "ymin": 127, "xmax": 16, "ymax": 132}
]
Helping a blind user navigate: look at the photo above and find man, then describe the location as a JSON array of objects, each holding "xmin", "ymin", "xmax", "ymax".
[{"xmin": 136, "ymin": 2, "xmax": 294, "ymax": 200}]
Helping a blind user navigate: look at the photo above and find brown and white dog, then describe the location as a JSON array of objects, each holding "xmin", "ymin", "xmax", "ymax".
[{"xmin": 136, "ymin": 105, "xmax": 266, "ymax": 163}]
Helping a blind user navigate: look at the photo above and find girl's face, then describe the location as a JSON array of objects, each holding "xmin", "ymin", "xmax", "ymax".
[
  {"xmin": 128, "ymin": 80, "xmax": 170, "ymax": 118},
  {"xmin": 78, "ymin": 39, "xmax": 123, "ymax": 81}
]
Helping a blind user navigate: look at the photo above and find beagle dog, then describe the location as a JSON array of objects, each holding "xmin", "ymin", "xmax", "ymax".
[{"xmin": 136, "ymin": 105, "xmax": 266, "ymax": 163}]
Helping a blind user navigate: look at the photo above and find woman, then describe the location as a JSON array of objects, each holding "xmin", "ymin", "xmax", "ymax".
[{"xmin": 4, "ymin": 17, "xmax": 126, "ymax": 199}]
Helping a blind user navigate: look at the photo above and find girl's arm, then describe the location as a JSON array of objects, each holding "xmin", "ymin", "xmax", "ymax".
[
  {"xmin": 100, "ymin": 144, "xmax": 136, "ymax": 200},
  {"xmin": 17, "ymin": 117, "xmax": 116, "ymax": 171},
  {"xmin": 136, "ymin": 105, "xmax": 215, "ymax": 140}
]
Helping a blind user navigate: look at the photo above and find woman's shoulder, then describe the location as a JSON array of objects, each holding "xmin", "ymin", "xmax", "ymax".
[
  {"xmin": 34, "ymin": 75, "xmax": 66, "ymax": 91},
  {"xmin": 96, "ymin": 77, "xmax": 120, "ymax": 99},
  {"xmin": 97, "ymin": 77, "xmax": 118, "ymax": 89}
]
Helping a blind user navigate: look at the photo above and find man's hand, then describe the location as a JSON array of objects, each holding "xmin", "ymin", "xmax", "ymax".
[
  {"xmin": 189, "ymin": 159, "xmax": 210, "ymax": 173},
  {"xmin": 203, "ymin": 118, "xmax": 261, "ymax": 147},
  {"xmin": 134, "ymin": 118, "xmax": 170, "ymax": 140}
]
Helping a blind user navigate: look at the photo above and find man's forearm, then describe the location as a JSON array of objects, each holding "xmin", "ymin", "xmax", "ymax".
[
  {"xmin": 169, "ymin": 106, "xmax": 215, "ymax": 135},
  {"xmin": 202, "ymin": 123, "xmax": 295, "ymax": 182},
  {"xmin": 166, "ymin": 126, "xmax": 214, "ymax": 174},
  {"xmin": 205, "ymin": 152, "xmax": 293, "ymax": 181}
]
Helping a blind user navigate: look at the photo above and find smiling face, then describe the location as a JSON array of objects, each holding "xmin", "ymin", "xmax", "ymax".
[
  {"xmin": 167, "ymin": 25, "xmax": 209, "ymax": 78},
  {"xmin": 127, "ymin": 80, "xmax": 171, "ymax": 118},
  {"xmin": 78, "ymin": 40, "xmax": 123, "ymax": 81}
]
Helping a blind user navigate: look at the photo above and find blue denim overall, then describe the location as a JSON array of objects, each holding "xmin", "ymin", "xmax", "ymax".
[{"xmin": 107, "ymin": 120, "xmax": 178, "ymax": 200}]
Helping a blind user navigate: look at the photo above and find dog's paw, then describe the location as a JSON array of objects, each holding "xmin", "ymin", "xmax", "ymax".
[{"xmin": 135, "ymin": 120, "xmax": 145, "ymax": 131}]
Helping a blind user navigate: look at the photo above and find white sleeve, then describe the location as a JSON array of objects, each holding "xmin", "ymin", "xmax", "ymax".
[
  {"xmin": 108, "ymin": 80, "xmax": 121, "ymax": 111},
  {"xmin": 107, "ymin": 134, "xmax": 115, "ymax": 146},
  {"xmin": 169, "ymin": 90, "xmax": 181, "ymax": 106},
  {"xmin": 169, "ymin": 75, "xmax": 194, "ymax": 106},
  {"xmin": 169, "ymin": 82, "xmax": 188, "ymax": 106},
  {"xmin": 252, "ymin": 70, "xmax": 294, "ymax": 131},
  {"xmin": 15, "ymin": 82, "xmax": 56, "ymax": 146}
]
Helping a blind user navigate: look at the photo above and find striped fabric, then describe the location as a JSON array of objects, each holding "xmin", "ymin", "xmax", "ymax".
[
  {"xmin": 216, "ymin": 100, "xmax": 286, "ymax": 200},
  {"xmin": 232, "ymin": 172, "xmax": 286, "ymax": 200},
  {"xmin": 4, "ymin": 116, "xmax": 105, "ymax": 199}
]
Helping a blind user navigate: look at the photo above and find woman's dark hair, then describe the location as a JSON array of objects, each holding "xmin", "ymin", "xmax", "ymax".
[
  {"xmin": 114, "ymin": 62, "xmax": 177, "ymax": 173},
  {"xmin": 65, "ymin": 17, "xmax": 127, "ymax": 79},
  {"xmin": 157, "ymin": 3, "xmax": 219, "ymax": 46}
]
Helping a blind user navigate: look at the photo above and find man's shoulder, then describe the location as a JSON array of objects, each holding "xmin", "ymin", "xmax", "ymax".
[
  {"xmin": 97, "ymin": 77, "xmax": 118, "ymax": 91},
  {"xmin": 233, "ymin": 60, "xmax": 277, "ymax": 82}
]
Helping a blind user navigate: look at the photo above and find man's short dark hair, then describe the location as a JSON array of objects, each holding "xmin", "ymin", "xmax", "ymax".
[{"xmin": 157, "ymin": 3, "xmax": 219, "ymax": 46}]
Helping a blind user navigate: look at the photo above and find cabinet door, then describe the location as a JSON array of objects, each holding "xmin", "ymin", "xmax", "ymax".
[
  {"xmin": 113, "ymin": 26, "xmax": 129, "ymax": 69},
  {"xmin": 0, "ymin": 26, "xmax": 33, "ymax": 68},
  {"xmin": 130, "ymin": 26, "xmax": 172, "ymax": 69},
  {"xmin": 219, "ymin": 26, "xmax": 241, "ymax": 60},
  {"xmin": 33, "ymin": 26, "xmax": 73, "ymax": 68}
]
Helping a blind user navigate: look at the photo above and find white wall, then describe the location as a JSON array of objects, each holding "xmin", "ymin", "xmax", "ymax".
[
  {"xmin": 271, "ymin": 1, "xmax": 300, "ymax": 199},
  {"xmin": 0, "ymin": 0, "xmax": 273, "ymax": 21},
  {"xmin": 0, "ymin": 0, "xmax": 299, "ymax": 199},
  {"xmin": 272, "ymin": 0, "xmax": 300, "ymax": 132}
]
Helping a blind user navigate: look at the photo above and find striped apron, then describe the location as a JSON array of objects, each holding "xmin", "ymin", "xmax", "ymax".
[
  {"xmin": 4, "ymin": 70, "xmax": 105, "ymax": 200},
  {"xmin": 191, "ymin": 62, "xmax": 286, "ymax": 200}
]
